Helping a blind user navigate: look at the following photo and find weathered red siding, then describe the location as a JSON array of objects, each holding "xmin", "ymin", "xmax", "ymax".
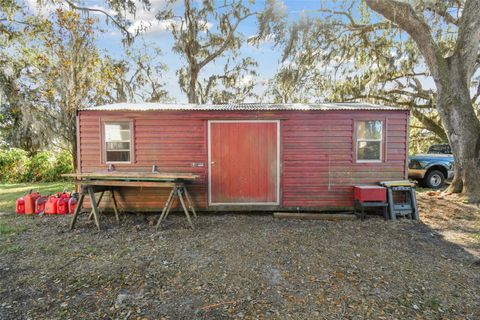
[{"xmin": 78, "ymin": 110, "xmax": 408, "ymax": 211}]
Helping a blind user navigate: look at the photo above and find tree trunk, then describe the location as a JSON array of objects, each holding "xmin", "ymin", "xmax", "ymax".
[
  {"xmin": 71, "ymin": 135, "xmax": 78, "ymax": 174},
  {"xmin": 436, "ymin": 58, "xmax": 480, "ymax": 202},
  {"xmin": 188, "ymin": 66, "xmax": 199, "ymax": 103},
  {"xmin": 364, "ymin": 0, "xmax": 480, "ymax": 202}
]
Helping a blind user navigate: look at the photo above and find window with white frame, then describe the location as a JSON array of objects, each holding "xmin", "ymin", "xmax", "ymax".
[
  {"xmin": 356, "ymin": 120, "xmax": 382, "ymax": 162},
  {"xmin": 104, "ymin": 121, "xmax": 132, "ymax": 163}
]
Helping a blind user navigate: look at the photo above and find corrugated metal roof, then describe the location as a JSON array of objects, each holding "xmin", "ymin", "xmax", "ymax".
[{"xmin": 79, "ymin": 102, "xmax": 407, "ymax": 112}]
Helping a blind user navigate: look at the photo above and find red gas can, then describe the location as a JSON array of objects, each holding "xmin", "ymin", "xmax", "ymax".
[
  {"xmin": 16, "ymin": 197, "xmax": 26, "ymax": 214},
  {"xmin": 24, "ymin": 191, "xmax": 40, "ymax": 214},
  {"xmin": 35, "ymin": 196, "xmax": 48, "ymax": 214},
  {"xmin": 45, "ymin": 196, "xmax": 59, "ymax": 214},
  {"xmin": 56, "ymin": 197, "xmax": 69, "ymax": 215},
  {"xmin": 68, "ymin": 197, "xmax": 78, "ymax": 214},
  {"xmin": 58, "ymin": 192, "xmax": 70, "ymax": 199}
]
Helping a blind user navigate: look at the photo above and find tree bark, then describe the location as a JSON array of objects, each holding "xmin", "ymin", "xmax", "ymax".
[
  {"xmin": 365, "ymin": 0, "xmax": 480, "ymax": 202},
  {"xmin": 187, "ymin": 65, "xmax": 199, "ymax": 103},
  {"xmin": 72, "ymin": 137, "xmax": 78, "ymax": 173},
  {"xmin": 436, "ymin": 57, "xmax": 480, "ymax": 202}
]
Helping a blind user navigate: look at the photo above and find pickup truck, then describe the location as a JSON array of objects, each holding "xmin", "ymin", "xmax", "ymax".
[{"xmin": 408, "ymin": 144, "xmax": 454, "ymax": 188}]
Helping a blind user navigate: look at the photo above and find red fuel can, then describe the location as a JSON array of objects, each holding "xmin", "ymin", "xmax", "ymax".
[
  {"xmin": 56, "ymin": 197, "xmax": 69, "ymax": 215},
  {"xmin": 35, "ymin": 196, "xmax": 48, "ymax": 214},
  {"xmin": 68, "ymin": 197, "xmax": 78, "ymax": 214},
  {"xmin": 24, "ymin": 191, "xmax": 40, "ymax": 214},
  {"xmin": 58, "ymin": 192, "xmax": 70, "ymax": 199},
  {"xmin": 16, "ymin": 197, "xmax": 26, "ymax": 214},
  {"xmin": 45, "ymin": 196, "xmax": 59, "ymax": 214}
]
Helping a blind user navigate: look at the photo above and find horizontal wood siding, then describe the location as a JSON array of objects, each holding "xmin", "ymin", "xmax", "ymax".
[
  {"xmin": 281, "ymin": 112, "xmax": 407, "ymax": 208},
  {"xmin": 78, "ymin": 112, "xmax": 207, "ymax": 210},
  {"xmin": 78, "ymin": 110, "xmax": 408, "ymax": 211}
]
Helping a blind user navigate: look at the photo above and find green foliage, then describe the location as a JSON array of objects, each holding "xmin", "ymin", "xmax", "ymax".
[
  {"xmin": 0, "ymin": 148, "xmax": 73, "ymax": 183},
  {"xmin": 1, "ymin": 8, "xmax": 127, "ymax": 166},
  {"xmin": 0, "ymin": 148, "xmax": 29, "ymax": 183},
  {"xmin": 28, "ymin": 152, "xmax": 52, "ymax": 182},
  {"xmin": 409, "ymin": 116, "xmax": 448, "ymax": 155}
]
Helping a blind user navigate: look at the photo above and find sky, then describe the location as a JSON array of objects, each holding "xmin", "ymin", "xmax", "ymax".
[
  {"xmin": 24, "ymin": 0, "xmax": 334, "ymax": 103},
  {"xmin": 24, "ymin": 0, "xmax": 440, "ymax": 103}
]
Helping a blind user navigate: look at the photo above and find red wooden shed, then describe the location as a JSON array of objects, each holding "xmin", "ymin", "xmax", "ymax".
[{"xmin": 76, "ymin": 103, "xmax": 409, "ymax": 211}]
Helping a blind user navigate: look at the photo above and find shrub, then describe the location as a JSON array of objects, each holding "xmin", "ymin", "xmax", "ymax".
[
  {"xmin": 28, "ymin": 151, "xmax": 53, "ymax": 182},
  {"xmin": 52, "ymin": 150, "xmax": 74, "ymax": 181},
  {"xmin": 0, "ymin": 148, "xmax": 73, "ymax": 183},
  {"xmin": 0, "ymin": 148, "xmax": 30, "ymax": 183}
]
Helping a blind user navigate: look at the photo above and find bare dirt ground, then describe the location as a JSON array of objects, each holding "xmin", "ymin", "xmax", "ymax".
[
  {"xmin": 0, "ymin": 194, "xmax": 479, "ymax": 319},
  {"xmin": 417, "ymin": 191, "xmax": 480, "ymax": 258}
]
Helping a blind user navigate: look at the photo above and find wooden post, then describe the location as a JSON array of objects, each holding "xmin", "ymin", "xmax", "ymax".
[
  {"xmin": 87, "ymin": 186, "xmax": 101, "ymax": 230},
  {"xmin": 70, "ymin": 193, "xmax": 85, "ymax": 230},
  {"xmin": 177, "ymin": 188, "xmax": 194, "ymax": 229},
  {"xmin": 411, "ymin": 188, "xmax": 419, "ymax": 220},
  {"xmin": 162, "ymin": 189, "xmax": 176, "ymax": 221},
  {"xmin": 155, "ymin": 186, "xmax": 177, "ymax": 230},
  {"xmin": 182, "ymin": 185, "xmax": 197, "ymax": 219},
  {"xmin": 88, "ymin": 191, "xmax": 104, "ymax": 221},
  {"xmin": 387, "ymin": 188, "xmax": 396, "ymax": 221},
  {"xmin": 111, "ymin": 189, "xmax": 120, "ymax": 223}
]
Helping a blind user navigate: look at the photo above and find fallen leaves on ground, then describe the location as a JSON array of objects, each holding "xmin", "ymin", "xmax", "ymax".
[{"xmin": 0, "ymin": 197, "xmax": 479, "ymax": 319}]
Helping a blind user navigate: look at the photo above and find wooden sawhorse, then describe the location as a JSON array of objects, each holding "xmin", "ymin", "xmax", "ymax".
[
  {"xmin": 155, "ymin": 183, "xmax": 197, "ymax": 230},
  {"xmin": 70, "ymin": 180, "xmax": 197, "ymax": 230},
  {"xmin": 70, "ymin": 184, "xmax": 120, "ymax": 231}
]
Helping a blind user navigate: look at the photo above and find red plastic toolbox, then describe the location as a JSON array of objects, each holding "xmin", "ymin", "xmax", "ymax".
[{"xmin": 354, "ymin": 186, "xmax": 387, "ymax": 202}]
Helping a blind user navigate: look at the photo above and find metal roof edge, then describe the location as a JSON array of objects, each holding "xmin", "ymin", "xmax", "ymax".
[{"xmin": 78, "ymin": 102, "xmax": 409, "ymax": 112}]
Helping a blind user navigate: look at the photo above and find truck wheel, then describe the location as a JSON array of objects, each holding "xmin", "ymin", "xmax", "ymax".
[{"xmin": 424, "ymin": 170, "xmax": 445, "ymax": 189}]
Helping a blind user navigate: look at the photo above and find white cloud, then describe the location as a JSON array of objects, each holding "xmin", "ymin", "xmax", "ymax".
[
  {"xmin": 123, "ymin": 0, "xmax": 175, "ymax": 35},
  {"xmin": 127, "ymin": 19, "xmax": 176, "ymax": 35},
  {"xmin": 125, "ymin": 1, "xmax": 213, "ymax": 36},
  {"xmin": 248, "ymin": 33, "xmax": 276, "ymax": 47},
  {"xmin": 25, "ymin": 0, "xmax": 209, "ymax": 37},
  {"xmin": 281, "ymin": 59, "xmax": 296, "ymax": 68},
  {"xmin": 25, "ymin": 0, "xmax": 173, "ymax": 35},
  {"xmin": 87, "ymin": 5, "xmax": 117, "ymax": 17},
  {"xmin": 25, "ymin": 0, "xmax": 66, "ymax": 16},
  {"xmin": 239, "ymin": 74, "xmax": 254, "ymax": 86},
  {"xmin": 25, "ymin": 1, "xmax": 118, "ymax": 18}
]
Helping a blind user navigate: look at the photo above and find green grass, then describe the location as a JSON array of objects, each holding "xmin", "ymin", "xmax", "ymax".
[
  {"xmin": 0, "ymin": 182, "xmax": 74, "ymax": 213},
  {"xmin": 425, "ymin": 298, "xmax": 441, "ymax": 310},
  {"xmin": 0, "ymin": 243, "xmax": 22, "ymax": 255},
  {"xmin": 0, "ymin": 221, "xmax": 28, "ymax": 235}
]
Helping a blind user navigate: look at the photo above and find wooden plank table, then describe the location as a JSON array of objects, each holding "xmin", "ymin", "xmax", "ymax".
[
  {"xmin": 63, "ymin": 172, "xmax": 199, "ymax": 230},
  {"xmin": 64, "ymin": 171, "xmax": 198, "ymax": 180}
]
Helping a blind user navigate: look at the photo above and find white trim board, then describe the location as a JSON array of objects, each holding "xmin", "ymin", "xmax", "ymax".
[{"xmin": 207, "ymin": 120, "xmax": 281, "ymax": 206}]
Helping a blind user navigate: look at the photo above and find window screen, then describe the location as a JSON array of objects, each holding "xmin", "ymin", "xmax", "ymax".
[
  {"xmin": 356, "ymin": 120, "xmax": 382, "ymax": 161},
  {"xmin": 104, "ymin": 122, "xmax": 131, "ymax": 162}
]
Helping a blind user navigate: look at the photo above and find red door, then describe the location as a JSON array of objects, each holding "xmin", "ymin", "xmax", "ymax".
[{"xmin": 209, "ymin": 121, "xmax": 279, "ymax": 204}]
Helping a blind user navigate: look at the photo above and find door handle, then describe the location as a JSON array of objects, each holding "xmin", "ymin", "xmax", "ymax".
[{"xmin": 211, "ymin": 161, "xmax": 216, "ymax": 165}]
